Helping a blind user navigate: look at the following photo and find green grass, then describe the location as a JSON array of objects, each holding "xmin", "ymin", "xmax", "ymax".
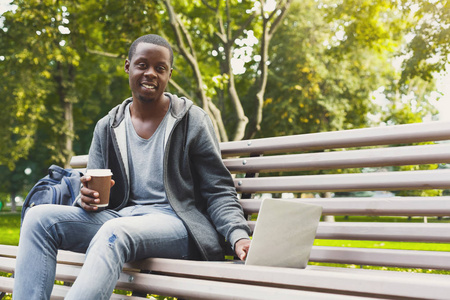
[
  {"xmin": 314, "ymin": 239, "xmax": 450, "ymax": 251},
  {"xmin": 332, "ymin": 215, "xmax": 450, "ymax": 223},
  {"xmin": 0, "ymin": 212, "xmax": 20, "ymax": 246}
]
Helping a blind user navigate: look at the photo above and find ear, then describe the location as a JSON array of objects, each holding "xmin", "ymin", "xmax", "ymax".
[
  {"xmin": 169, "ymin": 68, "xmax": 173, "ymax": 79},
  {"xmin": 124, "ymin": 59, "xmax": 130, "ymax": 74}
]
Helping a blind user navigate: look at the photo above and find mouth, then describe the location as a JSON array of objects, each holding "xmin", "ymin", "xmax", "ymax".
[{"xmin": 141, "ymin": 83, "xmax": 157, "ymax": 91}]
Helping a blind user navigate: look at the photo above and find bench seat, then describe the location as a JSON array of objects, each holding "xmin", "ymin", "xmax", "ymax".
[
  {"xmin": 2, "ymin": 121, "xmax": 450, "ymax": 299},
  {"xmin": 2, "ymin": 244, "xmax": 450, "ymax": 299}
]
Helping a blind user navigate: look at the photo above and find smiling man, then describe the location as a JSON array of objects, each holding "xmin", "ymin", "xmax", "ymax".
[{"xmin": 13, "ymin": 34, "xmax": 251, "ymax": 300}]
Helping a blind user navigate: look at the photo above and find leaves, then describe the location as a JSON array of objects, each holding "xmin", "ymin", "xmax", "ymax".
[{"xmin": 0, "ymin": 0, "xmax": 447, "ymax": 198}]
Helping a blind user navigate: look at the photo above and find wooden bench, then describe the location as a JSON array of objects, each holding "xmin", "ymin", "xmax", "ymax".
[{"xmin": 2, "ymin": 120, "xmax": 450, "ymax": 299}]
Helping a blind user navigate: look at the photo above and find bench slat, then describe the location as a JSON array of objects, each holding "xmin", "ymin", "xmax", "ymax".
[
  {"xmin": 0, "ymin": 257, "xmax": 14, "ymax": 274},
  {"xmin": 69, "ymin": 155, "xmax": 88, "ymax": 168},
  {"xmin": 126, "ymin": 270, "xmax": 372, "ymax": 300},
  {"xmin": 316, "ymin": 222, "xmax": 450, "ymax": 242},
  {"xmin": 37, "ymin": 257, "xmax": 377, "ymax": 300},
  {"xmin": 310, "ymin": 246, "xmax": 450, "ymax": 270},
  {"xmin": 225, "ymin": 143, "xmax": 450, "ymax": 173},
  {"xmin": 246, "ymin": 221, "xmax": 450, "ymax": 242},
  {"xmin": 0, "ymin": 276, "xmax": 72, "ymax": 300},
  {"xmin": 0, "ymin": 245, "xmax": 18, "ymax": 258},
  {"xmin": 126, "ymin": 257, "xmax": 450, "ymax": 299},
  {"xmin": 0, "ymin": 276, "xmax": 13, "ymax": 295},
  {"xmin": 0, "ymin": 255, "xmax": 148, "ymax": 299},
  {"xmin": 235, "ymin": 169, "xmax": 450, "ymax": 193},
  {"xmin": 240, "ymin": 197, "xmax": 450, "ymax": 216},
  {"xmin": 221, "ymin": 121, "xmax": 450, "ymax": 156}
]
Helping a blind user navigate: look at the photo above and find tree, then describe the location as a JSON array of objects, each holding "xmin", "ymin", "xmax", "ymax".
[
  {"xmin": 399, "ymin": 0, "xmax": 450, "ymax": 85},
  {"xmin": 0, "ymin": 1, "xmax": 82, "ymax": 168},
  {"xmin": 160, "ymin": 0, "xmax": 292, "ymax": 141},
  {"xmin": 1, "ymin": 0, "xmax": 447, "ymax": 203},
  {"xmin": 262, "ymin": 0, "xmax": 443, "ymax": 137},
  {"xmin": 262, "ymin": 0, "xmax": 397, "ymax": 136},
  {"xmin": 0, "ymin": 0, "xmax": 133, "ymax": 203}
]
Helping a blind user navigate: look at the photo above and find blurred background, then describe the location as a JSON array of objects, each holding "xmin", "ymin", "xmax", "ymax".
[{"xmin": 0, "ymin": 0, "xmax": 449, "ymax": 211}]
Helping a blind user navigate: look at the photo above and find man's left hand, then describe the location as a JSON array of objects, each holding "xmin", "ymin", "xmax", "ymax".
[{"xmin": 234, "ymin": 239, "xmax": 251, "ymax": 261}]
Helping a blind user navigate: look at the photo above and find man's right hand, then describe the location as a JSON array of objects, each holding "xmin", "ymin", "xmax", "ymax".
[{"xmin": 80, "ymin": 175, "xmax": 115, "ymax": 211}]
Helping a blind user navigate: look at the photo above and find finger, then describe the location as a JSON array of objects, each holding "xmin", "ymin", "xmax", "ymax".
[
  {"xmin": 81, "ymin": 186, "xmax": 100, "ymax": 199},
  {"xmin": 80, "ymin": 199, "xmax": 98, "ymax": 211},
  {"xmin": 80, "ymin": 188, "xmax": 100, "ymax": 210},
  {"xmin": 237, "ymin": 246, "xmax": 248, "ymax": 261},
  {"xmin": 80, "ymin": 175, "xmax": 91, "ymax": 185},
  {"xmin": 110, "ymin": 179, "xmax": 115, "ymax": 188}
]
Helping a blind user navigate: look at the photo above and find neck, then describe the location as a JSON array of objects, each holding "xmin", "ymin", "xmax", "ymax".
[{"xmin": 130, "ymin": 94, "xmax": 170, "ymax": 120}]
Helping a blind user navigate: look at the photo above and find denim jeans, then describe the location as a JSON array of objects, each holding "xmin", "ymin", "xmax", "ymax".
[{"xmin": 13, "ymin": 204, "xmax": 194, "ymax": 300}]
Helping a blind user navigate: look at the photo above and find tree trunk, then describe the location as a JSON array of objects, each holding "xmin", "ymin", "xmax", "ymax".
[
  {"xmin": 55, "ymin": 62, "xmax": 75, "ymax": 168},
  {"xmin": 63, "ymin": 98, "xmax": 74, "ymax": 168},
  {"xmin": 164, "ymin": 0, "xmax": 229, "ymax": 142},
  {"xmin": 245, "ymin": 0, "xmax": 293, "ymax": 138},
  {"xmin": 10, "ymin": 191, "xmax": 16, "ymax": 213}
]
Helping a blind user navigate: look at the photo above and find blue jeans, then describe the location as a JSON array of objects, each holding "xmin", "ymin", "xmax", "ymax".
[{"xmin": 13, "ymin": 204, "xmax": 194, "ymax": 300}]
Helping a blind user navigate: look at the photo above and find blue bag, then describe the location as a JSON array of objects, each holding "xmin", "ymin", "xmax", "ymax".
[{"xmin": 21, "ymin": 165, "xmax": 83, "ymax": 223}]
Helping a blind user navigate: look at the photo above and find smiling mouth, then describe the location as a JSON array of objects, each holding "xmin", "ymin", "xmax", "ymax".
[{"xmin": 141, "ymin": 83, "xmax": 156, "ymax": 90}]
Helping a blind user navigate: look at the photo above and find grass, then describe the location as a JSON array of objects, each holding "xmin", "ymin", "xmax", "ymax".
[
  {"xmin": 0, "ymin": 212, "xmax": 20, "ymax": 246},
  {"xmin": 314, "ymin": 239, "xmax": 450, "ymax": 251}
]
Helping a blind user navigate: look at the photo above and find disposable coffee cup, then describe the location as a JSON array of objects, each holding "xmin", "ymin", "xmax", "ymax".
[{"xmin": 86, "ymin": 169, "xmax": 113, "ymax": 208}]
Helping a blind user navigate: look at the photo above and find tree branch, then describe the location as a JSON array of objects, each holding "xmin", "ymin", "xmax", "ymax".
[
  {"xmin": 201, "ymin": 0, "xmax": 217, "ymax": 11},
  {"xmin": 231, "ymin": 11, "xmax": 257, "ymax": 42},
  {"xmin": 163, "ymin": 0, "xmax": 229, "ymax": 142},
  {"xmin": 86, "ymin": 48, "xmax": 122, "ymax": 58},
  {"xmin": 268, "ymin": 0, "xmax": 292, "ymax": 36},
  {"xmin": 169, "ymin": 78, "xmax": 194, "ymax": 100}
]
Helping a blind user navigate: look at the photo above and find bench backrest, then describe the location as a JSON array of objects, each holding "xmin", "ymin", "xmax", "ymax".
[{"xmin": 70, "ymin": 121, "xmax": 450, "ymax": 270}]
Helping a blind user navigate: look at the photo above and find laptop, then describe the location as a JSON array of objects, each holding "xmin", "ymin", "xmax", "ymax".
[{"xmin": 244, "ymin": 198, "xmax": 322, "ymax": 268}]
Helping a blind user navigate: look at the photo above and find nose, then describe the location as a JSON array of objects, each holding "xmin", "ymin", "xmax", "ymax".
[{"xmin": 144, "ymin": 66, "xmax": 157, "ymax": 77}]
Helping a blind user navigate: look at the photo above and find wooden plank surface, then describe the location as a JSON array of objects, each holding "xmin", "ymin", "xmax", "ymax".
[
  {"xmin": 245, "ymin": 221, "xmax": 450, "ymax": 242},
  {"xmin": 235, "ymin": 169, "xmax": 450, "ymax": 193},
  {"xmin": 2, "ymin": 245, "xmax": 450, "ymax": 298},
  {"xmin": 310, "ymin": 246, "xmax": 450, "ymax": 269},
  {"xmin": 123, "ymin": 270, "xmax": 376, "ymax": 300},
  {"xmin": 225, "ymin": 143, "xmax": 450, "ymax": 173},
  {"xmin": 240, "ymin": 197, "xmax": 450, "ymax": 216},
  {"xmin": 127, "ymin": 257, "xmax": 450, "ymax": 299},
  {"xmin": 221, "ymin": 121, "xmax": 450, "ymax": 156}
]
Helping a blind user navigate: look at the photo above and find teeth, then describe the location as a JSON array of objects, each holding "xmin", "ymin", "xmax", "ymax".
[{"xmin": 142, "ymin": 84, "xmax": 156, "ymax": 89}]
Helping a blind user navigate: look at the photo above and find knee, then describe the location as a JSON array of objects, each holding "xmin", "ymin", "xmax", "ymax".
[{"xmin": 21, "ymin": 205, "xmax": 53, "ymax": 231}]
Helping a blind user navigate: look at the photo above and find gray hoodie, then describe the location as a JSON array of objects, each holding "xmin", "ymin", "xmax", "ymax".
[{"xmin": 86, "ymin": 93, "xmax": 251, "ymax": 260}]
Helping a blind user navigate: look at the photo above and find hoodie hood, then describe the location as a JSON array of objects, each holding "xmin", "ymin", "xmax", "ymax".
[{"xmin": 108, "ymin": 93, "xmax": 193, "ymax": 128}]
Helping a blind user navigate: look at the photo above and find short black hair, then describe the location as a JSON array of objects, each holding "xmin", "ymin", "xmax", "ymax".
[{"xmin": 128, "ymin": 34, "xmax": 174, "ymax": 66}]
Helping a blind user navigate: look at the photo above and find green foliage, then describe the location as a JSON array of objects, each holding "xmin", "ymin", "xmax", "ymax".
[
  {"xmin": 262, "ymin": 0, "xmax": 394, "ymax": 136},
  {"xmin": 0, "ymin": 0, "xmax": 448, "ymax": 199},
  {"xmin": 400, "ymin": 0, "xmax": 450, "ymax": 84}
]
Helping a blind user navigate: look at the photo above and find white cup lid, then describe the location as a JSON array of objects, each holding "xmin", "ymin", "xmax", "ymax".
[{"xmin": 86, "ymin": 169, "xmax": 113, "ymax": 176}]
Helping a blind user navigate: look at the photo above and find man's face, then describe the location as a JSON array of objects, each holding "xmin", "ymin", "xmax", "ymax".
[{"xmin": 124, "ymin": 42, "xmax": 172, "ymax": 103}]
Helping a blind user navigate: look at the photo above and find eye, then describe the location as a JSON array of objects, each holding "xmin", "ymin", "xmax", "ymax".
[
  {"xmin": 137, "ymin": 63, "xmax": 147, "ymax": 69},
  {"xmin": 157, "ymin": 66, "xmax": 166, "ymax": 72}
]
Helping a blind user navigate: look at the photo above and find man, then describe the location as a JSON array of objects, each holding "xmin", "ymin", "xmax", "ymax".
[{"xmin": 13, "ymin": 34, "xmax": 251, "ymax": 300}]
